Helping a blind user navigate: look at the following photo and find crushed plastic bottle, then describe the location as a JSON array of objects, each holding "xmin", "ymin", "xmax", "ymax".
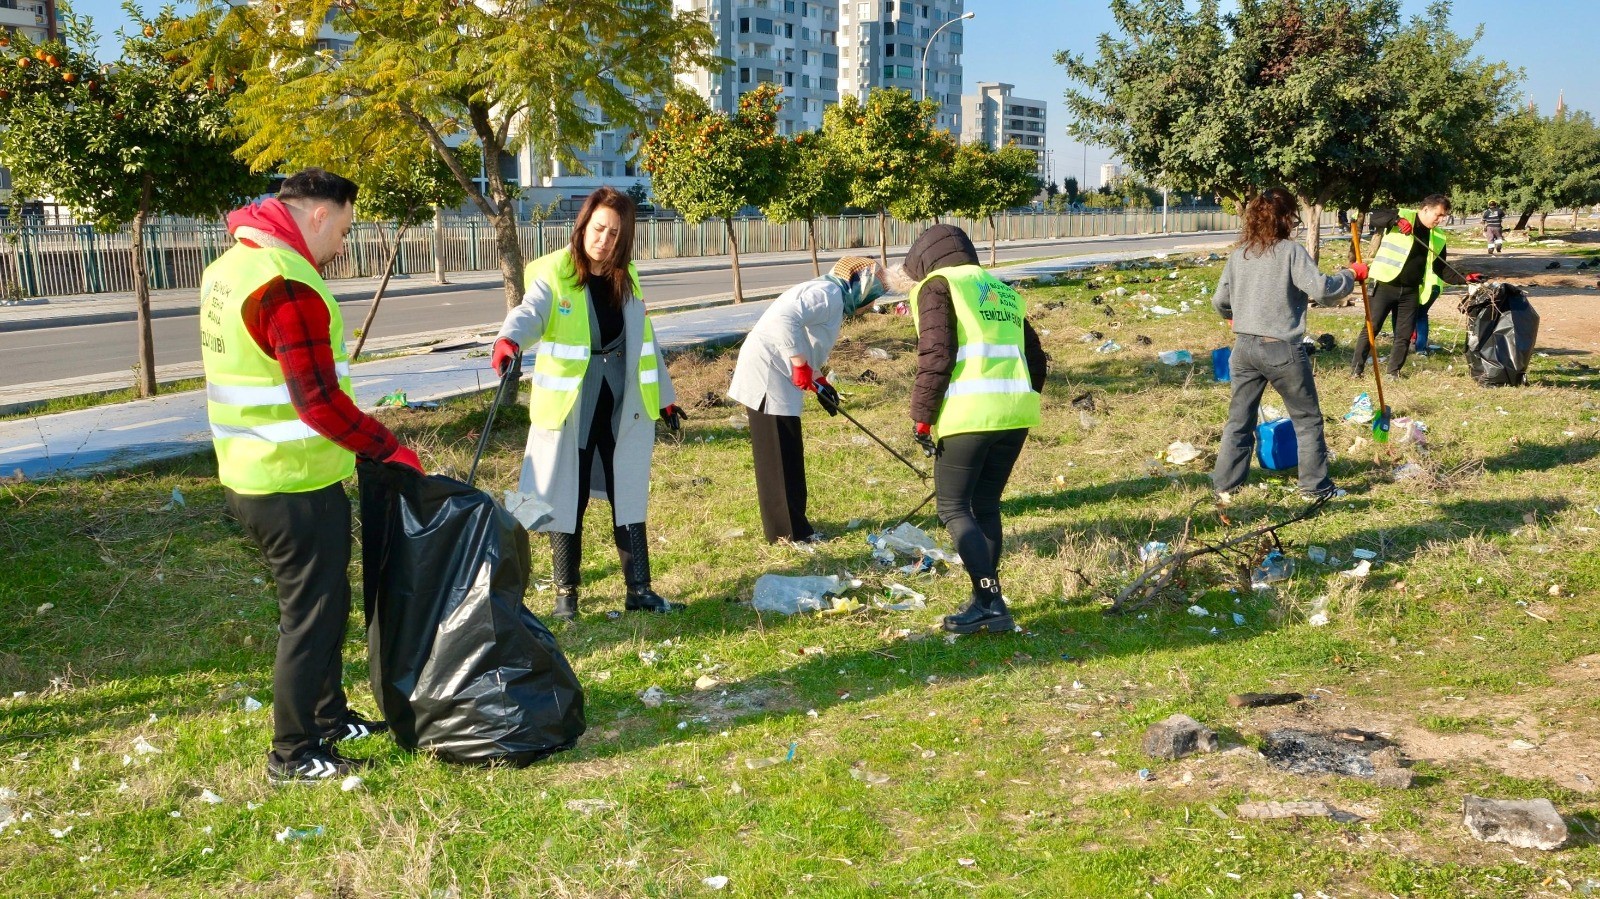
[
  {"xmin": 1095, "ymin": 340, "xmax": 1123, "ymax": 354},
  {"xmin": 1165, "ymin": 441, "xmax": 1201, "ymax": 465},
  {"xmin": 751, "ymin": 574, "xmax": 858, "ymax": 615},
  {"xmin": 1157, "ymin": 350, "xmax": 1193, "ymax": 365},
  {"xmin": 879, "ymin": 583, "xmax": 926, "ymax": 611},
  {"xmin": 1138, "ymin": 541, "xmax": 1170, "ymax": 563},
  {"xmin": 1250, "ymin": 551, "xmax": 1293, "ymax": 589},
  {"xmin": 274, "ymin": 825, "xmax": 324, "ymax": 843},
  {"xmin": 1306, "ymin": 545, "xmax": 1328, "ymax": 565}
]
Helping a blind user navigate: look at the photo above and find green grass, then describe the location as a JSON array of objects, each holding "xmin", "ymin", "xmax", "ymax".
[
  {"xmin": 0, "ymin": 377, "xmax": 209, "ymax": 421},
  {"xmin": 3, "ymin": 254, "xmax": 1599, "ymax": 896}
]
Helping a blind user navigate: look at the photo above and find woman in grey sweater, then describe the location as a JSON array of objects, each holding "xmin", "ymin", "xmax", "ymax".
[{"xmin": 1211, "ymin": 188, "xmax": 1364, "ymax": 500}]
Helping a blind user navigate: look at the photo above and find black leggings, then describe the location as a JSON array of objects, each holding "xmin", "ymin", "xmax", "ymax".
[
  {"xmin": 574, "ymin": 383, "xmax": 632, "ymax": 564},
  {"xmin": 934, "ymin": 428, "xmax": 1028, "ymax": 592}
]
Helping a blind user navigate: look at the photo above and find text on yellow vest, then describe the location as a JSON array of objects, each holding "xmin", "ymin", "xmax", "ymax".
[{"xmin": 910, "ymin": 264, "xmax": 1041, "ymax": 438}]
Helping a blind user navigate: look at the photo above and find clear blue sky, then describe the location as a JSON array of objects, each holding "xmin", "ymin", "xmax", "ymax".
[{"xmin": 63, "ymin": 0, "xmax": 1599, "ymax": 189}]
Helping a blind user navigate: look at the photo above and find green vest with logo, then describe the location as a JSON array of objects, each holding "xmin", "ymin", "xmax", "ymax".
[
  {"xmin": 1369, "ymin": 208, "xmax": 1448, "ymax": 307},
  {"xmin": 200, "ymin": 242, "xmax": 355, "ymax": 495},
  {"xmin": 910, "ymin": 264, "xmax": 1040, "ymax": 438},
  {"xmin": 523, "ymin": 249, "xmax": 661, "ymax": 430}
]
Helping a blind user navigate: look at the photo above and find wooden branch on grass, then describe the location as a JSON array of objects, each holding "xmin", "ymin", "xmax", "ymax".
[{"xmin": 1109, "ymin": 495, "xmax": 1328, "ymax": 613}]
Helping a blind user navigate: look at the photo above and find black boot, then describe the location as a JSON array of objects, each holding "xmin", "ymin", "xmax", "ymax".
[
  {"xmin": 550, "ymin": 531, "xmax": 581, "ymax": 621},
  {"xmin": 942, "ymin": 577, "xmax": 1014, "ymax": 634},
  {"xmin": 617, "ymin": 523, "xmax": 675, "ymax": 613}
]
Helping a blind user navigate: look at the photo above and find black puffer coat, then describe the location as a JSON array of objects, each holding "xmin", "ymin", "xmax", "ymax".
[{"xmin": 904, "ymin": 225, "xmax": 1048, "ymax": 425}]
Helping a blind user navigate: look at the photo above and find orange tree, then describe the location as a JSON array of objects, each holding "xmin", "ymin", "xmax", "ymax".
[
  {"xmin": 822, "ymin": 88, "xmax": 953, "ymax": 265},
  {"xmin": 762, "ymin": 128, "xmax": 851, "ymax": 277},
  {"xmin": 947, "ymin": 142, "xmax": 1043, "ymax": 265},
  {"xmin": 0, "ymin": 6, "xmax": 264, "ymax": 397},
  {"xmin": 642, "ymin": 83, "xmax": 789, "ymax": 303}
]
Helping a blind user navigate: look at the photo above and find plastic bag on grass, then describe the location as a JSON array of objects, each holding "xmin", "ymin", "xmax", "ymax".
[{"xmin": 359, "ymin": 462, "xmax": 585, "ymax": 766}]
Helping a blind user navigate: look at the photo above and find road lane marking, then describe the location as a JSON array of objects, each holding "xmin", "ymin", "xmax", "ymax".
[
  {"xmin": 0, "ymin": 442, "xmax": 45, "ymax": 455},
  {"xmin": 107, "ymin": 416, "xmax": 185, "ymax": 432}
]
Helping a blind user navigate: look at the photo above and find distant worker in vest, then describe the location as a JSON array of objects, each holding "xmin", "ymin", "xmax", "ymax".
[
  {"xmin": 1482, "ymin": 200, "xmax": 1505, "ymax": 255},
  {"xmin": 1352, "ymin": 195, "xmax": 1479, "ymax": 377},
  {"xmin": 726, "ymin": 256, "xmax": 888, "ymax": 544},
  {"xmin": 201, "ymin": 168, "xmax": 421, "ymax": 784},
  {"xmin": 1211, "ymin": 188, "xmax": 1360, "ymax": 501},
  {"xmin": 896, "ymin": 225, "xmax": 1047, "ymax": 635},
  {"xmin": 490, "ymin": 187, "xmax": 684, "ymax": 621}
]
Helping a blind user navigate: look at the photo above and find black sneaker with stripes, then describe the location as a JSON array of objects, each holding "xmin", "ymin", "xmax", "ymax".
[
  {"xmin": 266, "ymin": 745, "xmax": 367, "ymax": 786},
  {"xmin": 320, "ymin": 711, "xmax": 389, "ymax": 744}
]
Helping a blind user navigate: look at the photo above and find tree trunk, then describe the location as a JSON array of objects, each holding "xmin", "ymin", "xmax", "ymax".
[
  {"xmin": 351, "ymin": 223, "xmax": 409, "ymax": 362},
  {"xmin": 878, "ymin": 208, "xmax": 888, "ymax": 266},
  {"xmin": 432, "ymin": 205, "xmax": 447, "ymax": 285},
  {"xmin": 807, "ymin": 217, "xmax": 820, "ymax": 277},
  {"xmin": 131, "ymin": 174, "xmax": 157, "ymax": 398},
  {"xmin": 1538, "ymin": 212, "xmax": 1548, "ymax": 237},
  {"xmin": 988, "ymin": 213, "xmax": 998, "ymax": 266},
  {"xmin": 725, "ymin": 217, "xmax": 744, "ymax": 303},
  {"xmin": 1300, "ymin": 199, "xmax": 1322, "ymax": 264},
  {"xmin": 1574, "ymin": 207, "xmax": 1581, "ymax": 230}
]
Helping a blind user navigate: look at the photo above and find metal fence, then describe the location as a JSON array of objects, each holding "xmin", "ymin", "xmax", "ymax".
[{"xmin": 0, "ymin": 209, "xmax": 1246, "ymax": 300}]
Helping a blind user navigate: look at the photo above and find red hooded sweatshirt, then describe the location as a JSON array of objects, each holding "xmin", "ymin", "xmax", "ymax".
[{"xmin": 226, "ymin": 198, "xmax": 398, "ymax": 463}]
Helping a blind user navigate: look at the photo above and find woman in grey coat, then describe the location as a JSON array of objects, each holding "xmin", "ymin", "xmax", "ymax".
[
  {"xmin": 727, "ymin": 256, "xmax": 886, "ymax": 543},
  {"xmin": 491, "ymin": 187, "xmax": 684, "ymax": 620}
]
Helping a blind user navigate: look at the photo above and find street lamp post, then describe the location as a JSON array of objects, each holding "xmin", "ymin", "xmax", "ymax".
[{"xmin": 920, "ymin": 11, "xmax": 975, "ymax": 109}]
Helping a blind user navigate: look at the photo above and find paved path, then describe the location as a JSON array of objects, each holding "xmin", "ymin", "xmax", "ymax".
[{"xmin": 0, "ymin": 237, "xmax": 1230, "ymax": 480}]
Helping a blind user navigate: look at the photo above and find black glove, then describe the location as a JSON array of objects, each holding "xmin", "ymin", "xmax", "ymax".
[
  {"xmin": 660, "ymin": 404, "xmax": 687, "ymax": 432},
  {"xmin": 815, "ymin": 377, "xmax": 840, "ymax": 416},
  {"xmin": 913, "ymin": 422, "xmax": 936, "ymax": 458}
]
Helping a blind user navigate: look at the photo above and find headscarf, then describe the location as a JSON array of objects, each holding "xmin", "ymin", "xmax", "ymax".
[{"xmin": 826, "ymin": 255, "xmax": 888, "ymax": 315}]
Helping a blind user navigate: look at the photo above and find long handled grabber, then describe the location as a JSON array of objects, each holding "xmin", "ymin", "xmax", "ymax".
[
  {"xmin": 467, "ymin": 363, "xmax": 520, "ymax": 486},
  {"xmin": 818, "ymin": 389, "xmax": 932, "ymax": 482},
  {"xmin": 1349, "ymin": 223, "xmax": 1391, "ymax": 443}
]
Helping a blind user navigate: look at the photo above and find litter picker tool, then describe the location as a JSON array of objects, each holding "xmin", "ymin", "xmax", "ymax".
[
  {"xmin": 1349, "ymin": 222, "xmax": 1391, "ymax": 443},
  {"xmin": 822, "ymin": 391, "xmax": 932, "ymax": 482},
  {"xmin": 467, "ymin": 363, "xmax": 521, "ymax": 487}
]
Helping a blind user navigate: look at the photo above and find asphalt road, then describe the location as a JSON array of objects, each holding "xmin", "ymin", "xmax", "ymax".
[{"xmin": 1, "ymin": 234, "xmax": 1223, "ymax": 390}]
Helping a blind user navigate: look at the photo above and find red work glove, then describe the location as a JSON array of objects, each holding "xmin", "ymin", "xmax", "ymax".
[
  {"xmin": 1395, "ymin": 218, "xmax": 1412, "ymax": 236},
  {"xmin": 1350, "ymin": 262, "xmax": 1368, "ymax": 281},
  {"xmin": 1465, "ymin": 272, "xmax": 1483, "ymax": 283},
  {"xmin": 790, "ymin": 361, "xmax": 816, "ymax": 391},
  {"xmin": 383, "ymin": 445, "xmax": 423, "ymax": 474},
  {"xmin": 491, "ymin": 338, "xmax": 519, "ymax": 377},
  {"xmin": 913, "ymin": 421, "xmax": 935, "ymax": 458},
  {"xmin": 660, "ymin": 404, "xmax": 687, "ymax": 432}
]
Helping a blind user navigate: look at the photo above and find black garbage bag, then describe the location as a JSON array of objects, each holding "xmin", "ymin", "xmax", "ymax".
[
  {"xmin": 359, "ymin": 461, "xmax": 584, "ymax": 765},
  {"xmin": 1459, "ymin": 282, "xmax": 1539, "ymax": 387}
]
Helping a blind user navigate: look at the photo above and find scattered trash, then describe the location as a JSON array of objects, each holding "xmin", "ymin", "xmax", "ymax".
[
  {"xmin": 850, "ymin": 766, "xmax": 891, "ymax": 786},
  {"xmin": 866, "ymin": 347, "xmax": 892, "ymax": 361},
  {"xmin": 639, "ymin": 649, "xmax": 661, "ymax": 666},
  {"xmin": 1392, "ymin": 417, "xmax": 1428, "ymax": 446},
  {"xmin": 274, "ymin": 825, "xmax": 324, "ymax": 843},
  {"xmin": 878, "ymin": 583, "xmax": 926, "ymax": 612},
  {"xmin": 694, "ymin": 675, "xmax": 720, "ymax": 692},
  {"xmin": 501, "ymin": 491, "xmax": 554, "ymax": 530},
  {"xmin": 198, "ymin": 789, "xmax": 224, "ymax": 805},
  {"xmin": 161, "ymin": 488, "xmax": 186, "ymax": 511},
  {"xmin": 1393, "ymin": 462, "xmax": 1426, "ymax": 482},
  {"xmin": 564, "ymin": 798, "xmax": 616, "ymax": 816},
  {"xmin": 638, "ymin": 686, "xmax": 668, "ymax": 708},
  {"xmin": 1070, "ymin": 391, "xmax": 1096, "ymax": 411},
  {"xmin": 1232, "ymin": 612, "xmax": 1246, "ymax": 626},
  {"xmin": 1228, "ymin": 692, "xmax": 1304, "ymax": 708},
  {"xmin": 1351, "ymin": 548, "xmax": 1377, "ymax": 560},
  {"xmin": 1164, "ymin": 441, "xmax": 1201, "ymax": 465},
  {"xmin": 340, "ymin": 775, "xmax": 363, "ymax": 792},
  {"xmin": 35, "ymin": 603, "xmax": 53, "ymax": 615},
  {"xmin": 1149, "ymin": 305, "xmax": 1179, "ymax": 316},
  {"xmin": 1307, "ymin": 595, "xmax": 1331, "ymax": 626},
  {"xmin": 242, "ymin": 696, "xmax": 263, "ymax": 713},
  {"xmin": 745, "ymin": 742, "xmax": 798, "ymax": 769},
  {"xmin": 1343, "ymin": 393, "xmax": 1374, "ymax": 425},
  {"xmin": 1135, "ymin": 334, "xmax": 1153, "ymax": 346},
  {"xmin": 1186, "ymin": 604, "xmax": 1210, "ymax": 618},
  {"xmin": 1260, "ymin": 405, "xmax": 1286, "ymax": 422},
  {"xmin": 752, "ymin": 574, "xmax": 859, "ymax": 615},
  {"xmin": 50, "ymin": 826, "xmax": 73, "ymax": 839},
  {"xmin": 1508, "ymin": 739, "xmax": 1537, "ymax": 752},
  {"xmin": 1094, "ymin": 340, "xmax": 1123, "ymax": 354},
  {"xmin": 1251, "ymin": 551, "xmax": 1293, "ymax": 589},
  {"xmin": 1306, "ymin": 546, "xmax": 1327, "ymax": 565},
  {"xmin": 703, "ymin": 875, "xmax": 730, "ymax": 890},
  {"xmin": 957, "ymin": 858, "xmax": 977, "ymax": 868},
  {"xmin": 1079, "ymin": 330, "xmax": 1104, "ymax": 343},
  {"xmin": 132, "ymin": 736, "xmax": 162, "ymax": 756},
  {"xmin": 1157, "ymin": 350, "xmax": 1193, "ymax": 365},
  {"xmin": 1462, "ymin": 796, "xmax": 1568, "ymax": 851},
  {"xmin": 1137, "ymin": 768, "xmax": 1153, "ymax": 781},
  {"xmin": 1340, "ymin": 560, "xmax": 1372, "ymax": 579},
  {"xmin": 377, "ymin": 390, "xmax": 409, "ymax": 408}
]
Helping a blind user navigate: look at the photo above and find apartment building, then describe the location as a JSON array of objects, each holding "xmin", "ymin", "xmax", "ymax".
[
  {"xmin": 837, "ymin": 0, "xmax": 965, "ymax": 134},
  {"xmin": 0, "ymin": 0, "xmax": 57, "ymax": 45},
  {"xmin": 1099, "ymin": 163, "xmax": 1120, "ymax": 188},
  {"xmin": 960, "ymin": 81, "xmax": 1047, "ymax": 174},
  {"xmin": 675, "ymin": 0, "xmax": 841, "ymax": 134}
]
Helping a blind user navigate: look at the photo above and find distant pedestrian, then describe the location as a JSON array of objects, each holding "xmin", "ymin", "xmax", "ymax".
[
  {"xmin": 490, "ymin": 187, "xmax": 684, "ymax": 621},
  {"xmin": 727, "ymin": 256, "xmax": 887, "ymax": 544},
  {"xmin": 1211, "ymin": 188, "xmax": 1360, "ymax": 501},
  {"xmin": 1483, "ymin": 200, "xmax": 1505, "ymax": 255},
  {"xmin": 201, "ymin": 168, "xmax": 421, "ymax": 784},
  {"xmin": 898, "ymin": 225, "xmax": 1047, "ymax": 635},
  {"xmin": 1353, "ymin": 195, "xmax": 1477, "ymax": 377}
]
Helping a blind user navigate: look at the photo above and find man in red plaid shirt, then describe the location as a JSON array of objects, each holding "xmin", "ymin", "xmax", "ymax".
[{"xmin": 200, "ymin": 168, "xmax": 421, "ymax": 784}]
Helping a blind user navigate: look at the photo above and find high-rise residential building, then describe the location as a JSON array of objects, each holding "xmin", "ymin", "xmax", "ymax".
[
  {"xmin": 838, "ymin": 0, "xmax": 965, "ymax": 134},
  {"xmin": 674, "ymin": 0, "xmax": 841, "ymax": 135},
  {"xmin": 960, "ymin": 82, "xmax": 1047, "ymax": 174},
  {"xmin": 0, "ymin": 0, "xmax": 58, "ymax": 45},
  {"xmin": 1099, "ymin": 163, "xmax": 1120, "ymax": 188}
]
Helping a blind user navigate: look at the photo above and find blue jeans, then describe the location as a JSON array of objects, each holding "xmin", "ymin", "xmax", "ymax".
[
  {"xmin": 1414, "ymin": 304, "xmax": 1430, "ymax": 352},
  {"xmin": 1213, "ymin": 334, "xmax": 1332, "ymax": 495}
]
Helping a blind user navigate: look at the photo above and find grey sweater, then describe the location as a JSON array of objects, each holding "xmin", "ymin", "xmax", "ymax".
[{"xmin": 1212, "ymin": 239, "xmax": 1355, "ymax": 343}]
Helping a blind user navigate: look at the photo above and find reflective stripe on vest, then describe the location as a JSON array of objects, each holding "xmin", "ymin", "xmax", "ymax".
[
  {"xmin": 910, "ymin": 264, "xmax": 1040, "ymax": 438},
  {"xmin": 523, "ymin": 249, "xmax": 660, "ymax": 429},
  {"xmin": 200, "ymin": 242, "xmax": 355, "ymax": 495},
  {"xmin": 1368, "ymin": 208, "xmax": 1448, "ymax": 306}
]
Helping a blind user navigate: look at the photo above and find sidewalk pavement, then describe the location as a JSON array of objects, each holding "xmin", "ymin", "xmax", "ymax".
[{"xmin": 0, "ymin": 240, "xmax": 1230, "ymax": 480}]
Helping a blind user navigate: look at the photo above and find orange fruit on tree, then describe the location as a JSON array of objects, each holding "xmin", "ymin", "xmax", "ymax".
[
  {"xmin": 17, "ymin": 57, "xmax": 30, "ymax": 68},
  {"xmin": 143, "ymin": 25, "xmax": 155, "ymax": 37},
  {"xmin": 63, "ymin": 71, "xmax": 77, "ymax": 82}
]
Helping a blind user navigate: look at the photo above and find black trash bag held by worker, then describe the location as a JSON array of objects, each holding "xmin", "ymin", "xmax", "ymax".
[
  {"xmin": 1460, "ymin": 282, "xmax": 1539, "ymax": 387},
  {"xmin": 359, "ymin": 461, "xmax": 585, "ymax": 765}
]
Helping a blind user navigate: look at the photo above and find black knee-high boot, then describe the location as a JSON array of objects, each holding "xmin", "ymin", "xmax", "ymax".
[
  {"xmin": 615, "ymin": 523, "xmax": 674, "ymax": 613},
  {"xmin": 550, "ymin": 531, "xmax": 581, "ymax": 620}
]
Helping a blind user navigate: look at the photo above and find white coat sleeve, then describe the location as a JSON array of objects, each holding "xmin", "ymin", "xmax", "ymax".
[{"xmin": 497, "ymin": 276, "xmax": 554, "ymax": 349}]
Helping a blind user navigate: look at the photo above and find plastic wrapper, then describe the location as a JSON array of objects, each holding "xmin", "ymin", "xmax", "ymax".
[{"xmin": 359, "ymin": 462, "xmax": 585, "ymax": 766}]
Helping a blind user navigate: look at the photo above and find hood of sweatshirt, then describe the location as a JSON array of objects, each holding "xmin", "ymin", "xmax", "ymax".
[
  {"xmin": 903, "ymin": 224, "xmax": 980, "ymax": 282},
  {"xmin": 225, "ymin": 198, "xmax": 315, "ymax": 266}
]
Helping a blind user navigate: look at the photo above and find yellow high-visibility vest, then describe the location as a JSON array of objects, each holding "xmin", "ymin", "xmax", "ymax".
[
  {"xmin": 910, "ymin": 264, "xmax": 1040, "ymax": 438},
  {"xmin": 1369, "ymin": 208, "xmax": 1449, "ymax": 306}
]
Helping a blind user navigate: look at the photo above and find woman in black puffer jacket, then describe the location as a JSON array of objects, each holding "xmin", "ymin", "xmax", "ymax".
[{"xmin": 897, "ymin": 225, "xmax": 1048, "ymax": 634}]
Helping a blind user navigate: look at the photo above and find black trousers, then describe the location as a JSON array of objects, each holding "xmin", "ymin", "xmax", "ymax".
[
  {"xmin": 226, "ymin": 481, "xmax": 353, "ymax": 764},
  {"xmin": 934, "ymin": 428, "xmax": 1028, "ymax": 592},
  {"xmin": 573, "ymin": 383, "xmax": 633, "ymax": 566},
  {"xmin": 747, "ymin": 400, "xmax": 812, "ymax": 543},
  {"xmin": 1352, "ymin": 280, "xmax": 1419, "ymax": 375}
]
